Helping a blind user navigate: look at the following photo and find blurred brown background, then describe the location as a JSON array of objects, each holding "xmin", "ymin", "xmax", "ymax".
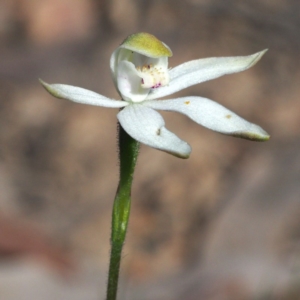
[{"xmin": 0, "ymin": 0, "xmax": 300, "ymax": 299}]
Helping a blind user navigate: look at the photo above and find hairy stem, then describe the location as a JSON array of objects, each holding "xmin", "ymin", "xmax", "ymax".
[{"xmin": 106, "ymin": 124, "xmax": 139, "ymax": 300}]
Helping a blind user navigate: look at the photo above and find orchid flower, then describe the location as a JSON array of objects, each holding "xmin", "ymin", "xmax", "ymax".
[{"xmin": 40, "ymin": 32, "xmax": 269, "ymax": 159}]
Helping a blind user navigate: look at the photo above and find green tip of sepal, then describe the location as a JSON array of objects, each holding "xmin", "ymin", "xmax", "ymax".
[
  {"xmin": 39, "ymin": 78, "xmax": 47, "ymax": 86},
  {"xmin": 232, "ymin": 124, "xmax": 270, "ymax": 142},
  {"xmin": 39, "ymin": 78, "xmax": 52, "ymax": 93},
  {"xmin": 249, "ymin": 49, "xmax": 268, "ymax": 68},
  {"xmin": 165, "ymin": 145, "xmax": 191, "ymax": 159},
  {"xmin": 39, "ymin": 79, "xmax": 61, "ymax": 99},
  {"xmin": 168, "ymin": 151, "xmax": 190, "ymax": 159},
  {"xmin": 120, "ymin": 32, "xmax": 172, "ymax": 58}
]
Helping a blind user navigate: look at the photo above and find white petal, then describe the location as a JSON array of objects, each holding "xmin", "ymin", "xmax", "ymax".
[
  {"xmin": 117, "ymin": 61, "xmax": 150, "ymax": 102},
  {"xmin": 110, "ymin": 48, "xmax": 120, "ymax": 89},
  {"xmin": 117, "ymin": 104, "xmax": 191, "ymax": 158},
  {"xmin": 110, "ymin": 48, "xmax": 133, "ymax": 88},
  {"xmin": 144, "ymin": 97, "xmax": 270, "ymax": 141},
  {"xmin": 40, "ymin": 80, "xmax": 127, "ymax": 108},
  {"xmin": 147, "ymin": 50, "xmax": 267, "ymax": 100}
]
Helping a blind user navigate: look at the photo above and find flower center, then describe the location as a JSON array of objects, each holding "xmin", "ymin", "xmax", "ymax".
[{"xmin": 136, "ymin": 64, "xmax": 169, "ymax": 89}]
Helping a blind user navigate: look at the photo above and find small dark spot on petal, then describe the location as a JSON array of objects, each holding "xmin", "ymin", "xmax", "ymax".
[
  {"xmin": 225, "ymin": 114, "xmax": 232, "ymax": 119},
  {"xmin": 156, "ymin": 128, "xmax": 161, "ymax": 135},
  {"xmin": 184, "ymin": 101, "xmax": 190, "ymax": 105}
]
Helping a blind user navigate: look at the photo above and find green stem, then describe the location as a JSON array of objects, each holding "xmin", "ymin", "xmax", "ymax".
[{"xmin": 106, "ymin": 124, "xmax": 139, "ymax": 300}]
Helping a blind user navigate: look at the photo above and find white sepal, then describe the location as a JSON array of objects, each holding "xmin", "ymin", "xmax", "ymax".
[
  {"xmin": 117, "ymin": 104, "xmax": 191, "ymax": 158},
  {"xmin": 147, "ymin": 50, "xmax": 267, "ymax": 100},
  {"xmin": 144, "ymin": 97, "xmax": 270, "ymax": 141},
  {"xmin": 40, "ymin": 80, "xmax": 127, "ymax": 108}
]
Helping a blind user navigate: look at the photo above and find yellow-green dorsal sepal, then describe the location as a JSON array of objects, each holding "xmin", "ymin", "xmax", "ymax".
[{"xmin": 120, "ymin": 32, "xmax": 173, "ymax": 58}]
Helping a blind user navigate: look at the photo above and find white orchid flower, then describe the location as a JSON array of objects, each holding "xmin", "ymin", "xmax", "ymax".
[{"xmin": 40, "ymin": 32, "xmax": 269, "ymax": 159}]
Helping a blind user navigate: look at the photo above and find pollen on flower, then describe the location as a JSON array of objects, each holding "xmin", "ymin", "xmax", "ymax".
[
  {"xmin": 184, "ymin": 101, "xmax": 190, "ymax": 105},
  {"xmin": 136, "ymin": 64, "xmax": 169, "ymax": 89}
]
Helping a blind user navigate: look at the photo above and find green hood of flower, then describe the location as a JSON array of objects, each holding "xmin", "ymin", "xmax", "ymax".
[{"xmin": 119, "ymin": 32, "xmax": 173, "ymax": 58}]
